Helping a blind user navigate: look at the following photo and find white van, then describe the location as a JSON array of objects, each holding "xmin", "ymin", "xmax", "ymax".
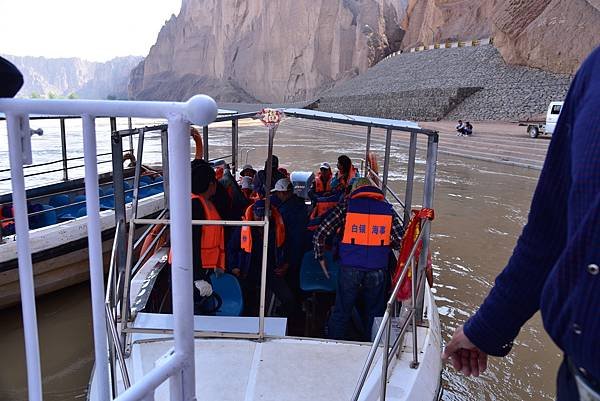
[{"xmin": 520, "ymin": 101, "xmax": 564, "ymax": 138}]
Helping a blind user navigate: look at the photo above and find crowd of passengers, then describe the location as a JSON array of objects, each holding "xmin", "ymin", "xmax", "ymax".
[{"xmin": 181, "ymin": 149, "xmax": 404, "ymax": 341}]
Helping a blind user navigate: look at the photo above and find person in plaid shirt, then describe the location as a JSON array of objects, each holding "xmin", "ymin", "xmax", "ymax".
[{"xmin": 313, "ymin": 178, "xmax": 404, "ymax": 340}]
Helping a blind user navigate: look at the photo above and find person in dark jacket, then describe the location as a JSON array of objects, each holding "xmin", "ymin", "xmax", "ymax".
[
  {"xmin": 272, "ymin": 178, "xmax": 309, "ymax": 292},
  {"xmin": 443, "ymin": 46, "xmax": 600, "ymax": 401},
  {"xmin": 0, "ymin": 56, "xmax": 23, "ymax": 98},
  {"xmin": 252, "ymin": 155, "xmax": 285, "ymax": 197}
]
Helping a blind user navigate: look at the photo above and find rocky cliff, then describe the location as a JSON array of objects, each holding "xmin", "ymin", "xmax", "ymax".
[
  {"xmin": 130, "ymin": 0, "xmax": 600, "ymax": 102},
  {"xmin": 129, "ymin": 0, "xmax": 410, "ymax": 103},
  {"xmin": 4, "ymin": 55, "xmax": 142, "ymax": 99},
  {"xmin": 400, "ymin": 0, "xmax": 600, "ymax": 75}
]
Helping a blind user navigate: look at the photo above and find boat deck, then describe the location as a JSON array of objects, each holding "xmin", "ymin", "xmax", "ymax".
[{"xmin": 129, "ymin": 336, "xmax": 379, "ymax": 401}]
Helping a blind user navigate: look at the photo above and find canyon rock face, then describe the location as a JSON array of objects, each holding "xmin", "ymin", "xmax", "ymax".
[
  {"xmin": 398, "ymin": 0, "xmax": 600, "ymax": 74},
  {"xmin": 4, "ymin": 55, "xmax": 142, "ymax": 99},
  {"xmin": 130, "ymin": 0, "xmax": 600, "ymax": 102},
  {"xmin": 129, "ymin": 0, "xmax": 410, "ymax": 103}
]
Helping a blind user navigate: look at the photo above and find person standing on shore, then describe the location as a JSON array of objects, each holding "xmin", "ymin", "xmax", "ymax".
[{"xmin": 443, "ymin": 46, "xmax": 600, "ymax": 400}]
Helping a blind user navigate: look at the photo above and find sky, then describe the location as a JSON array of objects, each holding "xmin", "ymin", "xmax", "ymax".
[{"xmin": 0, "ymin": 0, "xmax": 182, "ymax": 61}]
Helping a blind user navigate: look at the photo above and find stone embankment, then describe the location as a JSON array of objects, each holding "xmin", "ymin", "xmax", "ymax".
[{"xmin": 317, "ymin": 45, "xmax": 572, "ymax": 121}]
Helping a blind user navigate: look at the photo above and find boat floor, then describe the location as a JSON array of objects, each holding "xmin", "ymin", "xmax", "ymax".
[{"xmin": 129, "ymin": 336, "xmax": 380, "ymax": 401}]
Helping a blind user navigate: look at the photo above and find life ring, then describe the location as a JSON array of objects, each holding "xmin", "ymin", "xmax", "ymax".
[
  {"xmin": 191, "ymin": 127, "xmax": 203, "ymax": 160},
  {"xmin": 140, "ymin": 224, "xmax": 168, "ymax": 258},
  {"xmin": 367, "ymin": 152, "xmax": 379, "ymax": 175}
]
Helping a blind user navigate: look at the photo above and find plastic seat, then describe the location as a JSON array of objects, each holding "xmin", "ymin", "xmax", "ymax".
[
  {"xmin": 209, "ymin": 273, "xmax": 244, "ymax": 316},
  {"xmin": 49, "ymin": 194, "xmax": 69, "ymax": 208},
  {"xmin": 77, "ymin": 207, "xmax": 87, "ymax": 217},
  {"xmin": 38, "ymin": 204, "xmax": 57, "ymax": 227},
  {"xmin": 300, "ymin": 250, "xmax": 340, "ymax": 293},
  {"xmin": 140, "ymin": 176, "xmax": 153, "ymax": 185}
]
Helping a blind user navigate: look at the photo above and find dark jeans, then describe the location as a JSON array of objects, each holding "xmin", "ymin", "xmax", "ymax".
[{"xmin": 328, "ymin": 266, "xmax": 386, "ymax": 341}]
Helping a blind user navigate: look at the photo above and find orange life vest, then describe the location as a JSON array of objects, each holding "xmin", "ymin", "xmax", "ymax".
[
  {"xmin": 168, "ymin": 194, "xmax": 225, "ymax": 269},
  {"xmin": 339, "ymin": 186, "xmax": 393, "ymax": 270},
  {"xmin": 241, "ymin": 203, "xmax": 285, "ymax": 253},
  {"xmin": 314, "ymin": 172, "xmax": 332, "ymax": 193},
  {"xmin": 0, "ymin": 206, "xmax": 14, "ymax": 230}
]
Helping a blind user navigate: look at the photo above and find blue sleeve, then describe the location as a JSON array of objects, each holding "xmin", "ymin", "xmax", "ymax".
[{"xmin": 463, "ymin": 49, "xmax": 599, "ymax": 356}]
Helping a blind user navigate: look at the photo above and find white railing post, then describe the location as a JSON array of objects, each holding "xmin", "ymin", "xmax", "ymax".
[
  {"xmin": 82, "ymin": 114, "xmax": 111, "ymax": 401},
  {"xmin": 166, "ymin": 115, "xmax": 196, "ymax": 400},
  {"xmin": 6, "ymin": 113, "xmax": 43, "ymax": 401}
]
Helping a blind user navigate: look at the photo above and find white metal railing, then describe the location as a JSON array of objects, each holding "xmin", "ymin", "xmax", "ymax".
[
  {"xmin": 0, "ymin": 95, "xmax": 218, "ymax": 401},
  {"xmin": 351, "ymin": 219, "xmax": 431, "ymax": 401}
]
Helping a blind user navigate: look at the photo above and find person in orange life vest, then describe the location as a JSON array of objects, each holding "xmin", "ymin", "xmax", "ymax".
[
  {"xmin": 308, "ymin": 162, "xmax": 333, "ymax": 202},
  {"xmin": 227, "ymin": 199, "xmax": 295, "ymax": 316},
  {"xmin": 186, "ymin": 159, "xmax": 226, "ymax": 305},
  {"xmin": 313, "ymin": 178, "xmax": 404, "ymax": 341},
  {"xmin": 330, "ymin": 155, "xmax": 360, "ymax": 191}
]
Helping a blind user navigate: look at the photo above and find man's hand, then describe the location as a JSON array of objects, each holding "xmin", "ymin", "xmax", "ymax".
[
  {"xmin": 442, "ymin": 325, "xmax": 488, "ymax": 377},
  {"xmin": 319, "ymin": 259, "xmax": 330, "ymax": 279},
  {"xmin": 231, "ymin": 268, "xmax": 241, "ymax": 277}
]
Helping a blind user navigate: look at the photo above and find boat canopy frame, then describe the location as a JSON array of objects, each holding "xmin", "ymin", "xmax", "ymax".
[{"xmin": 1, "ymin": 95, "xmax": 438, "ymax": 401}]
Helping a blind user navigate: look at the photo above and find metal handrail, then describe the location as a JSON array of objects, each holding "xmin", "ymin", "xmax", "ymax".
[
  {"xmin": 106, "ymin": 303, "xmax": 132, "ymax": 390},
  {"xmin": 350, "ymin": 220, "xmax": 430, "ymax": 401}
]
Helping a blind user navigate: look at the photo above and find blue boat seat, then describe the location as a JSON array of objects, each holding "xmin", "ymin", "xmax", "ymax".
[
  {"xmin": 209, "ymin": 273, "xmax": 244, "ymax": 316},
  {"xmin": 140, "ymin": 176, "xmax": 153, "ymax": 185},
  {"xmin": 77, "ymin": 207, "xmax": 87, "ymax": 217},
  {"xmin": 300, "ymin": 250, "xmax": 340, "ymax": 293},
  {"xmin": 103, "ymin": 186, "xmax": 114, "ymax": 195},
  {"xmin": 49, "ymin": 194, "xmax": 69, "ymax": 208}
]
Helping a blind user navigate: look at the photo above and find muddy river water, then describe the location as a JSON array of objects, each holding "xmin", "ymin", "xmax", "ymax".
[{"xmin": 0, "ymin": 118, "xmax": 561, "ymax": 400}]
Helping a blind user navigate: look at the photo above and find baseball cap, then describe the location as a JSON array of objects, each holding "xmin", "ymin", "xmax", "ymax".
[
  {"xmin": 271, "ymin": 178, "xmax": 292, "ymax": 192},
  {"xmin": 241, "ymin": 176, "xmax": 253, "ymax": 190},
  {"xmin": 319, "ymin": 162, "xmax": 331, "ymax": 170},
  {"xmin": 240, "ymin": 164, "xmax": 256, "ymax": 175}
]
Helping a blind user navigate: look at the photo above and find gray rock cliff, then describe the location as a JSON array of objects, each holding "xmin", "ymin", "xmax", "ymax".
[{"xmin": 4, "ymin": 55, "xmax": 142, "ymax": 99}]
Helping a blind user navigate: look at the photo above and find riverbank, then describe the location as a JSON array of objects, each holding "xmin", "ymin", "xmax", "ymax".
[{"xmin": 420, "ymin": 120, "xmax": 550, "ymax": 170}]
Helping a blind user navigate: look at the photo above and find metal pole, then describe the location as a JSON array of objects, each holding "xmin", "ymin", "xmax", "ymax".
[
  {"xmin": 128, "ymin": 117, "xmax": 134, "ymax": 154},
  {"xmin": 60, "ymin": 118, "xmax": 68, "ymax": 181},
  {"xmin": 6, "ymin": 113, "xmax": 43, "ymax": 401},
  {"xmin": 410, "ymin": 257, "xmax": 419, "ymax": 369},
  {"xmin": 381, "ymin": 128, "xmax": 392, "ymax": 196},
  {"xmin": 380, "ymin": 317, "xmax": 391, "ymax": 400},
  {"xmin": 82, "ymin": 114, "xmax": 111, "ymax": 401},
  {"xmin": 404, "ymin": 133, "xmax": 417, "ymax": 228},
  {"xmin": 231, "ymin": 120, "xmax": 238, "ymax": 174},
  {"xmin": 160, "ymin": 129, "xmax": 170, "ymax": 209},
  {"xmin": 202, "ymin": 125, "xmax": 209, "ymax": 160},
  {"xmin": 364, "ymin": 126, "xmax": 371, "ymax": 177},
  {"xmin": 167, "ymin": 115, "xmax": 195, "ymax": 400},
  {"xmin": 416, "ymin": 135, "xmax": 438, "ymax": 321},
  {"xmin": 259, "ymin": 126, "xmax": 276, "ymax": 338},
  {"xmin": 121, "ymin": 131, "xmax": 145, "ymax": 330}
]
